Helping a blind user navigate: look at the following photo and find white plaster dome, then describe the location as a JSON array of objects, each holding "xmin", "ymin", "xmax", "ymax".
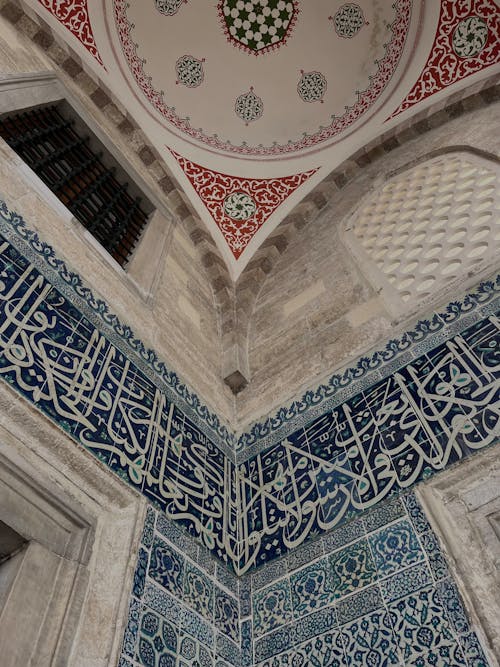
[{"xmin": 113, "ymin": 0, "xmax": 412, "ymax": 157}]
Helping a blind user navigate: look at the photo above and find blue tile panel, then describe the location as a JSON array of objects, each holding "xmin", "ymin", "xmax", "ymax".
[
  {"xmin": 249, "ymin": 493, "xmax": 491, "ymax": 667},
  {"xmin": 0, "ymin": 201, "xmax": 499, "ymax": 576},
  {"xmin": 117, "ymin": 506, "xmax": 240, "ymax": 667},
  {"xmin": 118, "ymin": 494, "xmax": 491, "ymax": 666}
]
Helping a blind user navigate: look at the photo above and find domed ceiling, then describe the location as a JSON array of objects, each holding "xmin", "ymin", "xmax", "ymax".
[{"xmin": 28, "ymin": 0, "xmax": 500, "ymax": 277}]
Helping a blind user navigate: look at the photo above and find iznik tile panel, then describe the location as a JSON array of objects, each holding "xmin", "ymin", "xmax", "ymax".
[
  {"xmin": 0, "ymin": 201, "xmax": 499, "ymax": 576},
  {"xmin": 249, "ymin": 493, "xmax": 490, "ymax": 667},
  {"xmin": 120, "ymin": 495, "xmax": 491, "ymax": 666},
  {"xmin": 118, "ymin": 505, "xmax": 240, "ymax": 667}
]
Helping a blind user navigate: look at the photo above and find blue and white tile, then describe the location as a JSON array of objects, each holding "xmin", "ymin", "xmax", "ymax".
[
  {"xmin": 252, "ymin": 579, "xmax": 293, "ymax": 637},
  {"xmin": 369, "ymin": 519, "xmax": 424, "ymax": 576},
  {"xmin": 290, "ymin": 558, "xmax": 336, "ymax": 618}
]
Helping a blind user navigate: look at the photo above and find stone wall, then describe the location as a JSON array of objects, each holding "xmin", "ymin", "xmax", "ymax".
[
  {"xmin": 238, "ymin": 101, "xmax": 500, "ymax": 426},
  {"xmin": 0, "ymin": 10, "xmax": 236, "ymax": 425}
]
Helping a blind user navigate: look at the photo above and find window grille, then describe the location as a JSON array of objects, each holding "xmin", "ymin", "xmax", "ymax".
[{"xmin": 0, "ymin": 105, "xmax": 150, "ymax": 267}]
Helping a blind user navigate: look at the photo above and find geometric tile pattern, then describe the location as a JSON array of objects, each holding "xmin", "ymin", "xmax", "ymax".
[
  {"xmin": 0, "ymin": 200, "xmax": 499, "ymax": 576},
  {"xmin": 217, "ymin": 0, "xmax": 300, "ymax": 56},
  {"xmin": 36, "ymin": 0, "xmax": 104, "ymax": 66},
  {"xmin": 390, "ymin": 0, "xmax": 500, "ymax": 118}
]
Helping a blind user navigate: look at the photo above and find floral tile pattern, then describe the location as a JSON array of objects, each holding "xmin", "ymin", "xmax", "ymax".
[
  {"xmin": 290, "ymin": 559, "xmax": 336, "ymax": 617},
  {"xmin": 329, "ymin": 538, "xmax": 377, "ymax": 597},
  {"xmin": 341, "ymin": 608, "xmax": 400, "ymax": 666},
  {"xmin": 253, "ymin": 580, "xmax": 293, "ymax": 637},
  {"xmin": 184, "ymin": 562, "xmax": 214, "ymax": 621},
  {"xmin": 369, "ymin": 520, "xmax": 424, "ymax": 576},
  {"xmin": 119, "ymin": 494, "xmax": 492, "ymax": 666},
  {"xmin": 389, "ymin": 586, "xmax": 458, "ymax": 663},
  {"xmin": 116, "ymin": 506, "xmax": 239, "ymax": 666},
  {"xmin": 149, "ymin": 537, "xmax": 185, "ymax": 598},
  {"xmin": 214, "ymin": 587, "xmax": 240, "ymax": 643}
]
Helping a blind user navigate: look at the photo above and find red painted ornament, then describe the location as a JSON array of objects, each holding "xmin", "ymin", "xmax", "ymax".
[{"xmin": 170, "ymin": 150, "xmax": 318, "ymax": 259}]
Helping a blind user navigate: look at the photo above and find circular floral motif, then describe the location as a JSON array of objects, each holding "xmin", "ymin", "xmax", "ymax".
[
  {"xmin": 234, "ymin": 88, "xmax": 263, "ymax": 123},
  {"xmin": 155, "ymin": 0, "xmax": 185, "ymax": 16},
  {"xmin": 332, "ymin": 3, "xmax": 366, "ymax": 38},
  {"xmin": 452, "ymin": 16, "xmax": 489, "ymax": 58},
  {"xmin": 297, "ymin": 70, "xmax": 327, "ymax": 103},
  {"xmin": 175, "ymin": 55, "xmax": 205, "ymax": 87},
  {"xmin": 223, "ymin": 192, "xmax": 257, "ymax": 220},
  {"xmin": 219, "ymin": 0, "xmax": 299, "ymax": 55}
]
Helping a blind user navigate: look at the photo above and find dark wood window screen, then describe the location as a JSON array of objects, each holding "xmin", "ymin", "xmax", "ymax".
[{"xmin": 0, "ymin": 105, "xmax": 149, "ymax": 267}]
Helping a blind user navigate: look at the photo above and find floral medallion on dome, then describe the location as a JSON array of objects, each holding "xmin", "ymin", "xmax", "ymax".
[
  {"xmin": 218, "ymin": 0, "xmax": 299, "ymax": 56},
  {"xmin": 169, "ymin": 150, "xmax": 318, "ymax": 259},
  {"xmin": 330, "ymin": 3, "xmax": 368, "ymax": 39},
  {"xmin": 223, "ymin": 192, "xmax": 257, "ymax": 220},
  {"xmin": 175, "ymin": 55, "xmax": 205, "ymax": 87},
  {"xmin": 390, "ymin": 1, "xmax": 500, "ymax": 119},
  {"xmin": 297, "ymin": 70, "xmax": 327, "ymax": 103},
  {"xmin": 115, "ymin": 0, "xmax": 412, "ymax": 156},
  {"xmin": 155, "ymin": 0, "xmax": 187, "ymax": 16},
  {"xmin": 235, "ymin": 87, "xmax": 263, "ymax": 124},
  {"xmin": 452, "ymin": 16, "xmax": 489, "ymax": 58}
]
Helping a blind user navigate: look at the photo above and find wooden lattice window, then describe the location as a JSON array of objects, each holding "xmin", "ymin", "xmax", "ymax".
[{"xmin": 0, "ymin": 105, "xmax": 150, "ymax": 267}]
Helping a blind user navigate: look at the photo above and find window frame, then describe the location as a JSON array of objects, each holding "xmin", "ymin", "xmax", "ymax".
[{"xmin": 0, "ymin": 70, "xmax": 174, "ymax": 304}]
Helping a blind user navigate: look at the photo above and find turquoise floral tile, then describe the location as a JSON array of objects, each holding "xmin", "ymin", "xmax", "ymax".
[
  {"xmin": 214, "ymin": 587, "xmax": 239, "ymax": 643},
  {"xmin": 380, "ymin": 562, "xmax": 432, "ymax": 603},
  {"xmin": 437, "ymin": 577, "xmax": 471, "ymax": 635},
  {"xmin": 340, "ymin": 607, "xmax": 400, "ymax": 666},
  {"xmin": 329, "ymin": 538, "xmax": 377, "ymax": 598},
  {"xmin": 460, "ymin": 631, "xmax": 490, "ymax": 667},
  {"xmin": 420, "ymin": 530, "xmax": 449, "ymax": 581},
  {"xmin": 149, "ymin": 537, "xmax": 185, "ymax": 598},
  {"xmin": 181, "ymin": 606, "xmax": 214, "ymax": 648},
  {"xmin": 336, "ymin": 585, "xmax": 383, "ymax": 626},
  {"xmin": 143, "ymin": 582, "xmax": 181, "ymax": 625},
  {"xmin": 369, "ymin": 519, "xmax": 424, "ymax": 576},
  {"xmin": 253, "ymin": 580, "xmax": 293, "ymax": 638},
  {"xmin": 406, "ymin": 642, "xmax": 467, "ymax": 666},
  {"xmin": 257, "ymin": 628, "xmax": 345, "ymax": 666},
  {"xmin": 363, "ymin": 498, "xmax": 405, "ymax": 533},
  {"xmin": 290, "ymin": 558, "xmax": 336, "ymax": 618},
  {"xmin": 402, "ymin": 493, "xmax": 432, "ymax": 534},
  {"xmin": 183, "ymin": 562, "xmax": 214, "ymax": 621},
  {"xmin": 389, "ymin": 585, "xmax": 457, "ymax": 663}
]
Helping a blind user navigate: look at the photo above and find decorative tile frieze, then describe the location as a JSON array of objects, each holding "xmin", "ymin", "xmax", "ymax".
[{"xmin": 0, "ymin": 201, "xmax": 499, "ymax": 578}]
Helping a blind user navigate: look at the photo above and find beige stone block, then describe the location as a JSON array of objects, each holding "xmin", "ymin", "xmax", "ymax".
[
  {"xmin": 177, "ymin": 294, "xmax": 201, "ymax": 329},
  {"xmin": 347, "ymin": 296, "xmax": 385, "ymax": 328},
  {"xmin": 283, "ymin": 280, "xmax": 325, "ymax": 317},
  {"xmin": 173, "ymin": 227, "xmax": 197, "ymax": 258}
]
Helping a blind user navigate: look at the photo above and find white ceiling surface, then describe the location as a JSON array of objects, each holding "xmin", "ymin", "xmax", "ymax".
[{"xmin": 22, "ymin": 1, "xmax": 493, "ymax": 278}]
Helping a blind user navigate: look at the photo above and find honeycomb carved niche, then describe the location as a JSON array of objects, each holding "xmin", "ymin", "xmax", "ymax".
[{"xmin": 343, "ymin": 151, "xmax": 500, "ymax": 318}]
